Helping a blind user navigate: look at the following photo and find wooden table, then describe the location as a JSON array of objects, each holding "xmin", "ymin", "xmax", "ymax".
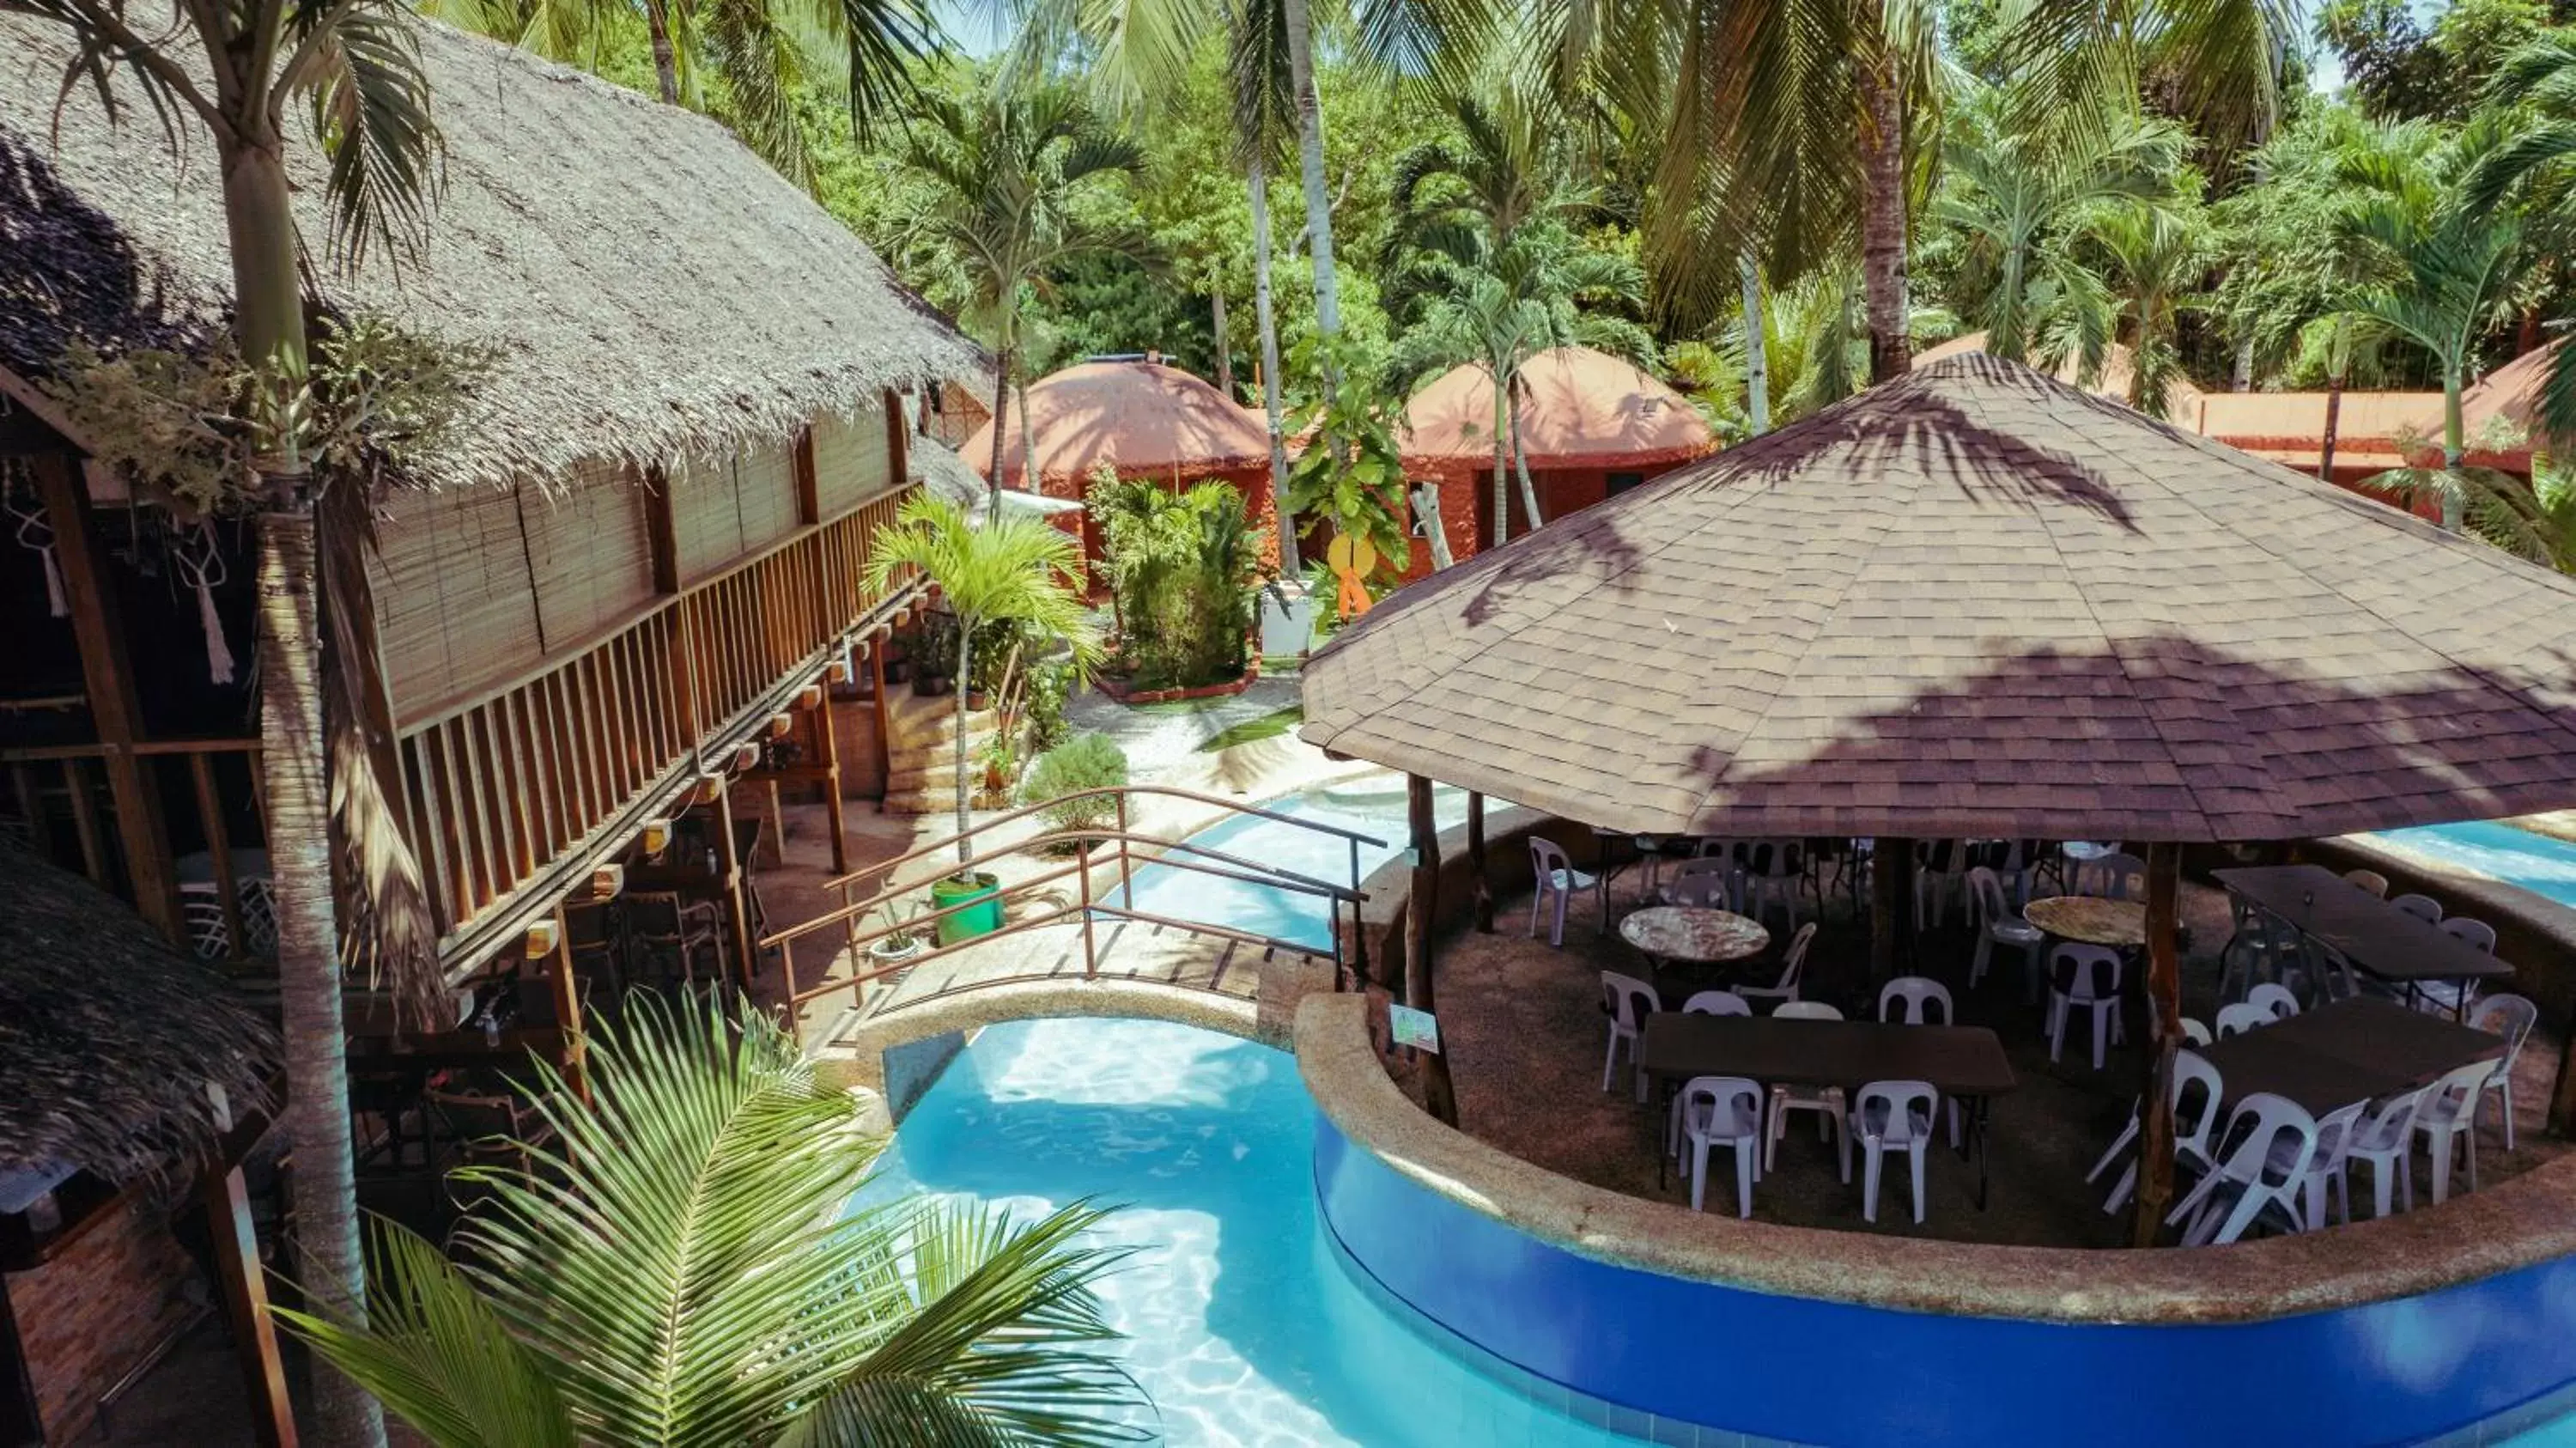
[
  {"xmin": 1619, "ymin": 906, "xmax": 1769, "ymax": 967},
  {"xmin": 2190, "ymin": 997, "xmax": 2505, "ymax": 1116},
  {"xmin": 2213, "ymin": 865, "xmax": 2514, "ymax": 1014},
  {"xmin": 1637, "ymin": 1014, "xmax": 2019, "ymax": 1207},
  {"xmin": 2024, "ymin": 894, "xmax": 2148, "ymax": 948}
]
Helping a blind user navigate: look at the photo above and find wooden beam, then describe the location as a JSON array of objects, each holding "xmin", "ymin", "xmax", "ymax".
[
  {"xmin": 30, "ymin": 453, "xmax": 179, "ymax": 935},
  {"xmin": 1869, "ymin": 837, "xmax": 1915, "ymax": 985},
  {"xmin": 641, "ymin": 465, "xmax": 682, "ymax": 594},
  {"xmin": 1466, "ymin": 791, "xmax": 1492, "ymax": 932},
  {"xmin": 2133, "ymin": 841, "xmax": 2184, "ymax": 1248},
  {"xmin": 868, "ymin": 645, "xmax": 893, "ymax": 812},
  {"xmin": 714, "ymin": 786, "xmax": 755, "ymax": 989},
  {"xmin": 544, "ymin": 903, "xmax": 590, "ymax": 1104},
  {"xmin": 884, "ymin": 389, "xmax": 910, "ymax": 493},
  {"xmin": 1405, "ymin": 773, "xmax": 1459, "ymax": 1125},
  {"xmin": 199, "ymin": 1157, "xmax": 295, "ymax": 1447},
  {"xmin": 813, "ymin": 686, "xmax": 848, "ymax": 875},
  {"xmin": 792, "ymin": 427, "xmax": 821, "ymax": 527}
]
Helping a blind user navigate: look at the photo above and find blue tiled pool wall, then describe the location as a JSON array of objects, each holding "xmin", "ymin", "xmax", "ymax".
[{"xmin": 1314, "ymin": 1118, "xmax": 2576, "ymax": 1448}]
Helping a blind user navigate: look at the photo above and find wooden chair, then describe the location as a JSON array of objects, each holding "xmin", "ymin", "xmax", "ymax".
[{"xmin": 625, "ymin": 890, "xmax": 726, "ymax": 988}]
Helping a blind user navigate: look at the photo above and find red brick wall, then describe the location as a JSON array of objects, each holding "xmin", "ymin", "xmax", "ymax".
[{"xmin": 4, "ymin": 1196, "xmax": 198, "ymax": 1444}]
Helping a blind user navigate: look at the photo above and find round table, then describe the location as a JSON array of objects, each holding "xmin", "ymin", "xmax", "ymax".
[
  {"xmin": 1619, "ymin": 906, "xmax": 1771, "ymax": 966},
  {"xmin": 2024, "ymin": 894, "xmax": 2148, "ymax": 948}
]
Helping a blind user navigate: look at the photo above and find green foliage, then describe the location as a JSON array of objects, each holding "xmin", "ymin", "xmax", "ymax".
[
  {"xmin": 1279, "ymin": 332, "xmax": 1414, "ymax": 575},
  {"xmin": 276, "ymin": 995, "xmax": 1148, "ymax": 1446},
  {"xmin": 1088, "ymin": 469, "xmax": 1261, "ymax": 689},
  {"xmin": 1022, "ymin": 657, "xmax": 1078, "ymax": 752},
  {"xmin": 46, "ymin": 313, "xmax": 497, "ymax": 514},
  {"xmin": 2318, "ymin": 0, "xmax": 2549, "ymax": 122},
  {"xmin": 1022, "ymin": 732, "xmax": 1130, "ymax": 843}
]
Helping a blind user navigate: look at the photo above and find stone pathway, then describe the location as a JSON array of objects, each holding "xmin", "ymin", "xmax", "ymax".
[{"xmin": 1061, "ymin": 672, "xmax": 1304, "ymax": 780}]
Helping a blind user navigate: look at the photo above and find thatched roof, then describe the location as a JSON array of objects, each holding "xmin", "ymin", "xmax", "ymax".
[
  {"xmin": 911, "ymin": 434, "xmax": 1079, "ymax": 518},
  {"xmin": 1303, "ymin": 355, "xmax": 2576, "ymax": 843},
  {"xmin": 0, "ymin": 16, "xmax": 983, "ymax": 490},
  {"xmin": 963, "ymin": 360, "xmax": 1270, "ymax": 491},
  {"xmin": 0, "ymin": 843, "xmax": 275, "ymax": 1185},
  {"xmin": 1400, "ymin": 346, "xmax": 1714, "ymax": 470}
]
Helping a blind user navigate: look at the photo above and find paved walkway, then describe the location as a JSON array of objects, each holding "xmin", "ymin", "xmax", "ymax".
[{"xmin": 1062, "ymin": 673, "xmax": 1304, "ymax": 779}]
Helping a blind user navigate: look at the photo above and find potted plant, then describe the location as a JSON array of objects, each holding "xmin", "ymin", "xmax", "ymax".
[
  {"xmin": 910, "ymin": 613, "xmax": 957, "ymax": 697},
  {"xmin": 866, "ymin": 899, "xmax": 929, "ymax": 983},
  {"xmin": 866, "ymin": 496, "xmax": 1100, "ymax": 946}
]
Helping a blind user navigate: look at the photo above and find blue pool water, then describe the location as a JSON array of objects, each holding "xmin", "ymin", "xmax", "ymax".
[
  {"xmin": 866, "ymin": 1016, "xmax": 1637, "ymax": 1447},
  {"xmin": 1116, "ymin": 780, "xmax": 1471, "ymax": 952},
  {"xmin": 2377, "ymin": 820, "xmax": 2576, "ymax": 910}
]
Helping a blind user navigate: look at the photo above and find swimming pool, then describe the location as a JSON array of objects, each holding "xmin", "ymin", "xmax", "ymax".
[
  {"xmin": 2375, "ymin": 820, "xmax": 2576, "ymax": 910},
  {"xmin": 866, "ymin": 1015, "xmax": 1642, "ymax": 1447}
]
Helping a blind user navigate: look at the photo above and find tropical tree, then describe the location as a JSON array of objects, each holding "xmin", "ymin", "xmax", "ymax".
[
  {"xmin": 1390, "ymin": 89, "xmax": 1589, "ymax": 259},
  {"xmin": 2336, "ymin": 119, "xmax": 2530, "ymax": 531},
  {"xmin": 279, "ymin": 996, "xmax": 1150, "ymax": 1446},
  {"xmin": 865, "ymin": 495, "xmax": 1100, "ymax": 862},
  {"xmin": 422, "ymin": 0, "xmax": 933, "ymax": 182},
  {"xmin": 2084, "ymin": 197, "xmax": 2213, "ymax": 418},
  {"xmin": 2467, "ymin": 33, "xmax": 2576, "ymax": 448},
  {"xmin": 882, "ymin": 79, "xmax": 1145, "ymax": 497},
  {"xmin": 9, "ymin": 4, "xmax": 452, "ymax": 1441},
  {"xmin": 1935, "ymin": 95, "xmax": 2188, "ymax": 366}
]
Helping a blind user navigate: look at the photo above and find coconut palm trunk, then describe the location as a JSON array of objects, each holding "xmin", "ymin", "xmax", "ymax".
[
  {"xmin": 1857, "ymin": 45, "xmax": 1911, "ymax": 384},
  {"xmin": 1508, "ymin": 374, "xmax": 1543, "ymax": 531},
  {"xmin": 1018, "ymin": 376, "xmax": 1039, "ymax": 493},
  {"xmin": 1249, "ymin": 157, "xmax": 1300, "ymax": 575},
  {"xmin": 2441, "ymin": 368, "xmax": 2466, "ymax": 532},
  {"xmin": 641, "ymin": 0, "xmax": 680, "ymax": 102},
  {"xmin": 953, "ymin": 613, "xmax": 976, "ymax": 866},
  {"xmin": 987, "ymin": 348, "xmax": 1012, "ymax": 503},
  {"xmin": 1489, "ymin": 365, "xmax": 1511, "ymax": 547},
  {"xmin": 1741, "ymin": 254, "xmax": 1771, "ymax": 435},
  {"xmin": 1210, "ymin": 284, "xmax": 1233, "ymax": 395},
  {"xmin": 1279, "ymin": 0, "xmax": 1340, "ymax": 338},
  {"xmin": 230, "ymin": 135, "xmax": 387, "ymax": 1448},
  {"xmin": 2320, "ymin": 317, "xmax": 2347, "ymax": 484}
]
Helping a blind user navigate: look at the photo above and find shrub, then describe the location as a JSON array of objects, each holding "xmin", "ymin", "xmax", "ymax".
[
  {"xmin": 1088, "ymin": 471, "xmax": 1259, "ymax": 690},
  {"xmin": 1021, "ymin": 732, "xmax": 1128, "ymax": 847},
  {"xmin": 1022, "ymin": 657, "xmax": 1077, "ymax": 753}
]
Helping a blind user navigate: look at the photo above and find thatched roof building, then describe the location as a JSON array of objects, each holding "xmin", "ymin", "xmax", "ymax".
[
  {"xmin": 0, "ymin": 15, "xmax": 983, "ymax": 490},
  {"xmin": 0, "ymin": 842, "xmax": 272, "ymax": 1186}
]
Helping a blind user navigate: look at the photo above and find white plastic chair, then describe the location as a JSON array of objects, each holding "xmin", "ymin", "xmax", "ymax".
[
  {"xmin": 2076, "ymin": 851, "xmax": 2148, "ymax": 901},
  {"xmin": 2342, "ymin": 868, "xmax": 2391, "ymax": 898},
  {"xmin": 2273, "ymin": 1098, "xmax": 2367, "ymax": 1230},
  {"xmin": 1659, "ymin": 856, "xmax": 1738, "ymax": 911},
  {"xmin": 1673, "ymin": 1076, "xmax": 1765, "ymax": 1216},
  {"xmin": 1841, "ymin": 1080, "xmax": 1938, "ymax": 1225},
  {"xmin": 2044, "ymin": 942, "xmax": 2125, "ymax": 1068},
  {"xmin": 2246, "ymin": 983, "xmax": 2301, "ymax": 1020},
  {"xmin": 1739, "ymin": 841, "xmax": 1807, "ymax": 932},
  {"xmin": 2441, "ymin": 916, "xmax": 2498, "ymax": 953},
  {"xmin": 1914, "ymin": 840, "xmax": 1968, "ymax": 929},
  {"xmin": 2416, "ymin": 918, "xmax": 2499, "ymax": 1016},
  {"xmin": 2180, "ymin": 1017, "xmax": 2212, "ymax": 1047},
  {"xmin": 182, "ymin": 891, "xmax": 234, "ymax": 962},
  {"xmin": 1529, "ymin": 837, "xmax": 1603, "ymax": 947},
  {"xmin": 1965, "ymin": 866, "xmax": 2045, "ymax": 998},
  {"xmin": 1763, "ymin": 1000, "xmax": 1845, "ymax": 1169},
  {"xmin": 1878, "ymin": 976, "xmax": 1953, "ymax": 1025},
  {"xmin": 2389, "ymin": 892, "xmax": 2444, "ymax": 924},
  {"xmin": 2093, "ymin": 1048, "xmax": 2226, "ymax": 1214},
  {"xmin": 2342, "ymin": 1086, "xmax": 2429, "ymax": 1220},
  {"xmin": 1735, "ymin": 922, "xmax": 1816, "ymax": 1009},
  {"xmin": 2470, "ymin": 994, "xmax": 2538, "ymax": 1151},
  {"xmin": 2166, "ymin": 1092, "xmax": 2318, "ymax": 1246},
  {"xmin": 1600, "ymin": 971, "xmax": 1662, "ymax": 1100},
  {"xmin": 1681, "ymin": 989, "xmax": 1752, "ymax": 1017},
  {"xmin": 2413, "ymin": 1058, "xmax": 2497, "ymax": 1204},
  {"xmin": 2214, "ymin": 1001, "xmax": 2273, "ymax": 1039}
]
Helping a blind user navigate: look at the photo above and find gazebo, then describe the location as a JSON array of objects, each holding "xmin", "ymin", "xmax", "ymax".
[
  {"xmin": 1304, "ymin": 353, "xmax": 2576, "ymax": 1239},
  {"xmin": 1400, "ymin": 346, "xmax": 1714, "ymax": 569},
  {"xmin": 962, "ymin": 357, "xmax": 1277, "ymax": 566}
]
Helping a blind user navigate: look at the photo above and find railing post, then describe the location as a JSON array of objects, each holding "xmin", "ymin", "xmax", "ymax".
[
  {"xmin": 1115, "ymin": 792, "xmax": 1134, "ymax": 918},
  {"xmin": 1078, "ymin": 841, "xmax": 1097, "ymax": 980},
  {"xmin": 1349, "ymin": 835, "xmax": 1369, "ymax": 986}
]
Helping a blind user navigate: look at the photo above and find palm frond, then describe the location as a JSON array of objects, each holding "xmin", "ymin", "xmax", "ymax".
[{"xmin": 295, "ymin": 1, "xmax": 444, "ymax": 271}]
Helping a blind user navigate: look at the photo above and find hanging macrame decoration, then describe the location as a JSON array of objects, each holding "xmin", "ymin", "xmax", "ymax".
[
  {"xmin": 172, "ymin": 520, "xmax": 237, "ymax": 684},
  {"xmin": 3, "ymin": 463, "xmax": 68, "ymax": 618}
]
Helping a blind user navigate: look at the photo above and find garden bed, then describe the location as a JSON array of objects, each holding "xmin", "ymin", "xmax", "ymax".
[{"xmin": 1097, "ymin": 659, "xmax": 1261, "ymax": 706}]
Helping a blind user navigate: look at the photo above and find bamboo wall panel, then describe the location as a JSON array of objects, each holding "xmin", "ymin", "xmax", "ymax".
[
  {"xmin": 519, "ymin": 462, "xmax": 654, "ymax": 651},
  {"xmin": 732, "ymin": 444, "xmax": 801, "ymax": 556},
  {"xmin": 670, "ymin": 453, "xmax": 747, "ymax": 582},
  {"xmin": 811, "ymin": 405, "xmax": 894, "ymax": 518},
  {"xmin": 372, "ymin": 487, "xmax": 546, "ymax": 716}
]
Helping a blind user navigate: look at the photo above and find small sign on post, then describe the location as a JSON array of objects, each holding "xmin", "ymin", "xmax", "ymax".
[{"xmin": 1389, "ymin": 1004, "xmax": 1441, "ymax": 1054}]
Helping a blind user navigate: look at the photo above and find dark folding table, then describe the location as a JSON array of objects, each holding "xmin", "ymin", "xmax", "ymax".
[
  {"xmin": 2188, "ymin": 996, "xmax": 2506, "ymax": 1116},
  {"xmin": 2212, "ymin": 864, "xmax": 2515, "ymax": 1017},
  {"xmin": 1637, "ymin": 1015, "xmax": 2019, "ymax": 1208}
]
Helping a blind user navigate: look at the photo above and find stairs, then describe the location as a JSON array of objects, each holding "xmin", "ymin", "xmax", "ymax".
[{"xmin": 879, "ymin": 686, "xmax": 998, "ymax": 814}]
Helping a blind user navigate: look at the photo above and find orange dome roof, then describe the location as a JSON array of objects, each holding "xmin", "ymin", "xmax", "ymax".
[
  {"xmin": 1400, "ymin": 346, "xmax": 1714, "ymax": 468},
  {"xmin": 963, "ymin": 360, "xmax": 1271, "ymax": 489}
]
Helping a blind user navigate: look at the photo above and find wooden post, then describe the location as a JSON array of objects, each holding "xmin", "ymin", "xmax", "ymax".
[
  {"xmin": 1405, "ymin": 774, "xmax": 1460, "ymax": 1125},
  {"xmin": 1869, "ymin": 836, "xmax": 1915, "ymax": 984},
  {"xmin": 2133, "ymin": 841, "xmax": 2184, "ymax": 1247},
  {"xmin": 544, "ymin": 903, "xmax": 590, "ymax": 1104},
  {"xmin": 714, "ymin": 783, "xmax": 755, "ymax": 989},
  {"xmin": 811, "ymin": 689, "xmax": 849, "ymax": 874},
  {"xmin": 1466, "ymin": 791, "xmax": 1492, "ymax": 932},
  {"xmin": 867, "ymin": 641, "xmax": 894, "ymax": 812},
  {"xmin": 201, "ymin": 1163, "xmax": 296, "ymax": 1448},
  {"xmin": 883, "ymin": 389, "xmax": 910, "ymax": 491},
  {"xmin": 30, "ymin": 454, "xmax": 179, "ymax": 937},
  {"xmin": 791, "ymin": 428, "xmax": 822, "ymax": 526}
]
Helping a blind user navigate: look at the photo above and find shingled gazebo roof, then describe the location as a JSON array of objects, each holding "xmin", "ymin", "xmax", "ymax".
[
  {"xmin": 1400, "ymin": 346, "xmax": 1715, "ymax": 469},
  {"xmin": 1301, "ymin": 356, "xmax": 2576, "ymax": 843},
  {"xmin": 963, "ymin": 359, "xmax": 1269, "ymax": 492}
]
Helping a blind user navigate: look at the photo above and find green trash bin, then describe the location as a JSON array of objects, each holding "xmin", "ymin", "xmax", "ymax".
[{"xmin": 930, "ymin": 872, "xmax": 1004, "ymax": 945}]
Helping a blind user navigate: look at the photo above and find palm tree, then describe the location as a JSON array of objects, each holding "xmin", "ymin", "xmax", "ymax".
[
  {"xmin": 1935, "ymin": 96, "xmax": 2187, "ymax": 366},
  {"xmin": 883, "ymin": 81, "xmax": 1145, "ymax": 500},
  {"xmin": 1390, "ymin": 89, "xmax": 1588, "ymax": 251},
  {"xmin": 279, "ymin": 996, "xmax": 1150, "ymax": 1446},
  {"xmin": 422, "ymin": 0, "xmax": 933, "ymax": 183},
  {"xmin": 865, "ymin": 495, "xmax": 1100, "ymax": 863},
  {"xmin": 2336, "ymin": 122, "xmax": 2529, "ymax": 532},
  {"xmin": 2467, "ymin": 33, "xmax": 2576, "ymax": 448},
  {"xmin": 13, "ymin": 6, "xmax": 447, "ymax": 1442},
  {"xmin": 2084, "ymin": 198, "xmax": 2211, "ymax": 419},
  {"xmin": 1230, "ymin": 0, "xmax": 1303, "ymax": 572}
]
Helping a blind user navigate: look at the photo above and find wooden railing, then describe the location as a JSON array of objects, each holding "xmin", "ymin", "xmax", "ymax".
[
  {"xmin": 1, "ymin": 737, "xmax": 266, "ymax": 962},
  {"xmin": 3, "ymin": 484, "xmax": 920, "ymax": 971}
]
